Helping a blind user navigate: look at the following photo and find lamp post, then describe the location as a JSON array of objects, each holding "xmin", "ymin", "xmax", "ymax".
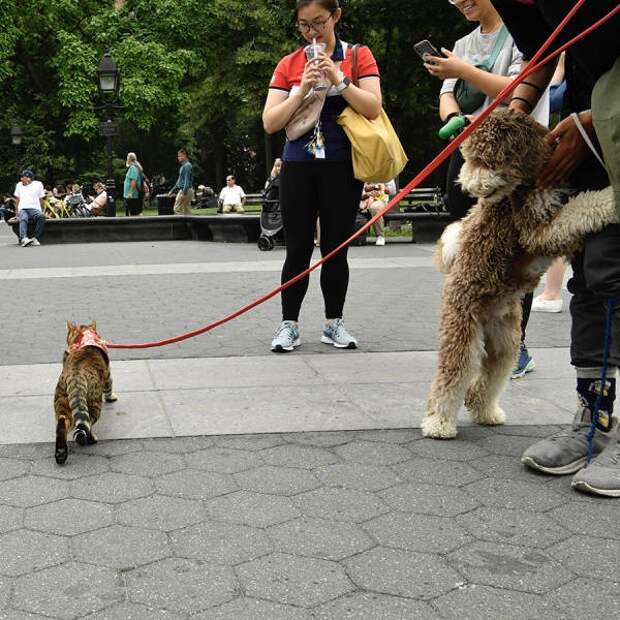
[
  {"xmin": 11, "ymin": 126, "xmax": 23, "ymax": 146},
  {"xmin": 96, "ymin": 52, "xmax": 120, "ymax": 217}
]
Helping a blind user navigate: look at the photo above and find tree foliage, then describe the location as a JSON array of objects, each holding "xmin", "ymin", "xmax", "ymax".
[{"xmin": 0, "ymin": 0, "xmax": 468, "ymax": 193}]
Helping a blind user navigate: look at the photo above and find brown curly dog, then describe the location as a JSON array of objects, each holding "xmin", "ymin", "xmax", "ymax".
[{"xmin": 423, "ymin": 109, "xmax": 616, "ymax": 439}]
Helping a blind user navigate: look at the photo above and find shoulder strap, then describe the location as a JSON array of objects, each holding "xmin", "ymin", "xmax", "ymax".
[
  {"xmin": 352, "ymin": 44, "xmax": 360, "ymax": 87},
  {"xmin": 483, "ymin": 25, "xmax": 509, "ymax": 71}
]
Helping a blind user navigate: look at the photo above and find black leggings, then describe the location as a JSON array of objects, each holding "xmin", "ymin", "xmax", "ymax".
[{"xmin": 279, "ymin": 160, "xmax": 363, "ymax": 321}]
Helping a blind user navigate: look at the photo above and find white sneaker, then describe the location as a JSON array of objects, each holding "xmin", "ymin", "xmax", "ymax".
[
  {"xmin": 375, "ymin": 236, "xmax": 385, "ymax": 246},
  {"xmin": 31, "ymin": 238, "xmax": 41, "ymax": 246},
  {"xmin": 271, "ymin": 321, "xmax": 301, "ymax": 353},
  {"xmin": 532, "ymin": 295, "xmax": 562, "ymax": 313},
  {"xmin": 21, "ymin": 237, "xmax": 33, "ymax": 247},
  {"xmin": 321, "ymin": 319, "xmax": 358, "ymax": 349}
]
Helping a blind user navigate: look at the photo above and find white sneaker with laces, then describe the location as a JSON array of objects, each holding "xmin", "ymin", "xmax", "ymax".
[
  {"xmin": 375, "ymin": 236, "xmax": 385, "ymax": 246},
  {"xmin": 271, "ymin": 321, "xmax": 300, "ymax": 353},
  {"xmin": 321, "ymin": 319, "xmax": 358, "ymax": 349},
  {"xmin": 532, "ymin": 295, "xmax": 563, "ymax": 313},
  {"xmin": 21, "ymin": 237, "xmax": 33, "ymax": 247},
  {"xmin": 31, "ymin": 238, "xmax": 41, "ymax": 246}
]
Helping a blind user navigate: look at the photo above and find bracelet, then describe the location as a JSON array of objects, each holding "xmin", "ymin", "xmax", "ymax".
[
  {"xmin": 510, "ymin": 96, "xmax": 534, "ymax": 112},
  {"xmin": 445, "ymin": 112, "xmax": 460, "ymax": 122},
  {"xmin": 520, "ymin": 80, "xmax": 543, "ymax": 94}
]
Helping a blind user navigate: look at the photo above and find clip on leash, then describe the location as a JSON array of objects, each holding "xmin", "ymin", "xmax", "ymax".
[
  {"xmin": 586, "ymin": 297, "xmax": 616, "ymax": 463},
  {"xmin": 106, "ymin": 0, "xmax": 620, "ymax": 350}
]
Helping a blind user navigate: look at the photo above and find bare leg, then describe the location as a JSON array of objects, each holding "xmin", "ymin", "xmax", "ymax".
[{"xmin": 539, "ymin": 257, "xmax": 566, "ymax": 300}]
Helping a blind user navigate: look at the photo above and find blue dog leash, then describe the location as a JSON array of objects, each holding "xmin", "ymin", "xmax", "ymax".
[{"xmin": 586, "ymin": 296, "xmax": 616, "ymax": 463}]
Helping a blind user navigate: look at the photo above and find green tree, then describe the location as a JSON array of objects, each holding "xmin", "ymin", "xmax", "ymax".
[{"xmin": 0, "ymin": 0, "xmax": 470, "ymax": 194}]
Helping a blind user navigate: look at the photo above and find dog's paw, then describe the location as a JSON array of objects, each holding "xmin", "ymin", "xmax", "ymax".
[
  {"xmin": 105, "ymin": 393, "xmax": 118, "ymax": 403},
  {"xmin": 471, "ymin": 406, "xmax": 506, "ymax": 426},
  {"xmin": 421, "ymin": 413, "xmax": 458, "ymax": 439}
]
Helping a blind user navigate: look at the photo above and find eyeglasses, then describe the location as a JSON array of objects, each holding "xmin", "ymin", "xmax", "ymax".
[{"xmin": 296, "ymin": 16, "xmax": 332, "ymax": 34}]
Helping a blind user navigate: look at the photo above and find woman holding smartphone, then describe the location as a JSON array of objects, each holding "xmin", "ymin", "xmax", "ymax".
[
  {"xmin": 263, "ymin": 0, "xmax": 381, "ymax": 353},
  {"xmin": 426, "ymin": 0, "xmax": 549, "ymax": 218}
]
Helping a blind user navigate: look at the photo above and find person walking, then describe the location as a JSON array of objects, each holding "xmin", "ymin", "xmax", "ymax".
[
  {"xmin": 123, "ymin": 152, "xmax": 143, "ymax": 216},
  {"xmin": 263, "ymin": 0, "xmax": 381, "ymax": 352},
  {"xmin": 169, "ymin": 148, "xmax": 194, "ymax": 215},
  {"xmin": 14, "ymin": 170, "xmax": 46, "ymax": 246}
]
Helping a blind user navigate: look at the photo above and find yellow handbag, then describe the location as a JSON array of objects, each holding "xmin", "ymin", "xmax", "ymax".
[{"xmin": 337, "ymin": 45, "xmax": 408, "ymax": 183}]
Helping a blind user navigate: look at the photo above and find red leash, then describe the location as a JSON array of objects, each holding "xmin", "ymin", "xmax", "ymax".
[{"xmin": 107, "ymin": 0, "xmax": 617, "ymax": 350}]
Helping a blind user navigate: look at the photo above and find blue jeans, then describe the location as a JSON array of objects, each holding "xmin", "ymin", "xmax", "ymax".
[{"xmin": 19, "ymin": 209, "xmax": 45, "ymax": 241}]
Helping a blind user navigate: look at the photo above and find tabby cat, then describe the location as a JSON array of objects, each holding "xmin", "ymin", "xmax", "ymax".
[{"xmin": 54, "ymin": 321, "xmax": 118, "ymax": 464}]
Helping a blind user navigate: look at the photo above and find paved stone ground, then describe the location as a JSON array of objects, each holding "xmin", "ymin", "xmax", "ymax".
[
  {"xmin": 0, "ymin": 223, "xmax": 572, "ymax": 365},
  {"xmin": 2, "ymin": 223, "xmax": 616, "ymax": 620},
  {"xmin": 1, "ymin": 427, "xmax": 619, "ymax": 620}
]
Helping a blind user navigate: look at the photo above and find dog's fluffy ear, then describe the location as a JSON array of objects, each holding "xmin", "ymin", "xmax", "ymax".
[{"xmin": 434, "ymin": 221, "xmax": 462, "ymax": 273}]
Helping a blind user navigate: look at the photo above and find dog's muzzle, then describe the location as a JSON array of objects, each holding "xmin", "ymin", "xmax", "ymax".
[{"xmin": 458, "ymin": 162, "xmax": 517, "ymax": 204}]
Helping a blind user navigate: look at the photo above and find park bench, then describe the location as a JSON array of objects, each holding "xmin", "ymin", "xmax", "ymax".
[
  {"xmin": 8, "ymin": 187, "xmax": 454, "ymax": 245},
  {"xmin": 381, "ymin": 187, "xmax": 455, "ymax": 242}
]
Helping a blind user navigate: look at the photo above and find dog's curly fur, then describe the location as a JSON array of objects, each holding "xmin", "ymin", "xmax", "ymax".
[{"xmin": 423, "ymin": 109, "xmax": 617, "ymax": 439}]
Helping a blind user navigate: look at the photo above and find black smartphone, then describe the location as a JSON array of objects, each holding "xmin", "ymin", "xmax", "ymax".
[{"xmin": 414, "ymin": 39, "xmax": 443, "ymax": 62}]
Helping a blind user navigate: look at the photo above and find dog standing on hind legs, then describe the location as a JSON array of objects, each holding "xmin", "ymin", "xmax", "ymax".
[
  {"xmin": 54, "ymin": 321, "xmax": 118, "ymax": 464},
  {"xmin": 422, "ymin": 109, "xmax": 618, "ymax": 439}
]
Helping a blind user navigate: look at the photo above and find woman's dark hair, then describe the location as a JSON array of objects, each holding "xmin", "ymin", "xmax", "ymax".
[{"xmin": 294, "ymin": 0, "xmax": 339, "ymax": 18}]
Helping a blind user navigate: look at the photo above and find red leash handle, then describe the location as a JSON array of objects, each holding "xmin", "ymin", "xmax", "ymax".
[{"xmin": 107, "ymin": 0, "xmax": 618, "ymax": 350}]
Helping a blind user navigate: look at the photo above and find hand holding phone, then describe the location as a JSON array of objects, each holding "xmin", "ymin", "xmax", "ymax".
[{"xmin": 414, "ymin": 39, "xmax": 443, "ymax": 63}]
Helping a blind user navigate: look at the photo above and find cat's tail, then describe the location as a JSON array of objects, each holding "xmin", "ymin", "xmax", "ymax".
[
  {"xmin": 55, "ymin": 417, "xmax": 69, "ymax": 465},
  {"xmin": 66, "ymin": 375, "xmax": 92, "ymax": 446}
]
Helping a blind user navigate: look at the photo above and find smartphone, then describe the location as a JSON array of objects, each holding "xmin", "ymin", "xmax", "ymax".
[{"xmin": 414, "ymin": 39, "xmax": 442, "ymax": 62}]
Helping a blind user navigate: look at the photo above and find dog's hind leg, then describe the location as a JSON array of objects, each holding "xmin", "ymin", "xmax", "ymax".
[
  {"xmin": 423, "ymin": 312, "xmax": 484, "ymax": 439},
  {"xmin": 465, "ymin": 301, "xmax": 521, "ymax": 426}
]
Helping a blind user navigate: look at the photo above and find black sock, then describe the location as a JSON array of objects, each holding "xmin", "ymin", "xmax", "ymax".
[{"xmin": 576, "ymin": 376, "xmax": 615, "ymax": 431}]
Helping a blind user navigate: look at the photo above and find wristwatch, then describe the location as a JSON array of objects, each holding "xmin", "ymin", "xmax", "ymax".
[{"xmin": 335, "ymin": 75, "xmax": 351, "ymax": 93}]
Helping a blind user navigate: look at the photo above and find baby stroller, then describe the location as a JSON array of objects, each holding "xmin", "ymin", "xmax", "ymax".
[{"xmin": 257, "ymin": 176, "xmax": 284, "ymax": 251}]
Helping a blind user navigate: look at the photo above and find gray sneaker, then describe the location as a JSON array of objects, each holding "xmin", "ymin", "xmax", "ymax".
[
  {"xmin": 321, "ymin": 319, "xmax": 357, "ymax": 349},
  {"xmin": 271, "ymin": 321, "xmax": 300, "ymax": 353},
  {"xmin": 572, "ymin": 430, "xmax": 620, "ymax": 497},
  {"xmin": 521, "ymin": 405, "xmax": 618, "ymax": 475}
]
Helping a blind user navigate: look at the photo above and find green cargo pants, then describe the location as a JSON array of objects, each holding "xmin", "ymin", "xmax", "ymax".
[{"xmin": 592, "ymin": 56, "xmax": 620, "ymax": 218}]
